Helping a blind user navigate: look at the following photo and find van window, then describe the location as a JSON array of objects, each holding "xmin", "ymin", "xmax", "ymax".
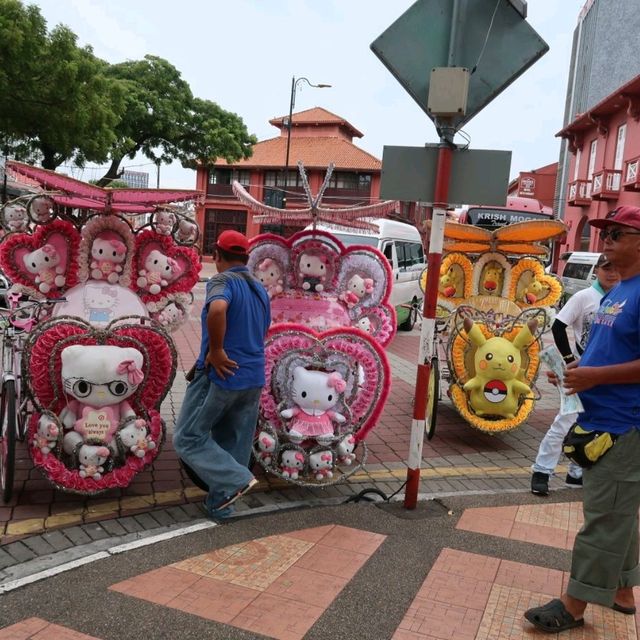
[
  {"xmin": 331, "ymin": 233, "xmax": 378, "ymax": 247},
  {"xmin": 563, "ymin": 262, "xmax": 593, "ymax": 280},
  {"xmin": 396, "ymin": 241, "xmax": 424, "ymax": 269},
  {"xmin": 382, "ymin": 242, "xmax": 393, "ymax": 264}
]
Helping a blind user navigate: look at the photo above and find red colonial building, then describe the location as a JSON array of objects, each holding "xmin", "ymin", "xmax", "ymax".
[
  {"xmin": 507, "ymin": 162, "xmax": 558, "ymax": 212},
  {"xmin": 557, "ymin": 73, "xmax": 640, "ymax": 253},
  {"xmin": 194, "ymin": 107, "xmax": 393, "ymax": 258}
]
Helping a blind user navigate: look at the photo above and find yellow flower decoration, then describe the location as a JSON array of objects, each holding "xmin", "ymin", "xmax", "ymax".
[
  {"xmin": 507, "ymin": 257, "xmax": 563, "ymax": 308},
  {"xmin": 439, "ymin": 252, "xmax": 473, "ymax": 302}
]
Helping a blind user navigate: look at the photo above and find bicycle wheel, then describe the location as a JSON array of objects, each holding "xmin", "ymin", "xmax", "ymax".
[
  {"xmin": 425, "ymin": 357, "xmax": 439, "ymax": 441},
  {"xmin": 0, "ymin": 379, "xmax": 16, "ymax": 503}
]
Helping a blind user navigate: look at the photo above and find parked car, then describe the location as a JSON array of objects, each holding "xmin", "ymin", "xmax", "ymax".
[{"xmin": 559, "ymin": 251, "xmax": 602, "ymax": 303}]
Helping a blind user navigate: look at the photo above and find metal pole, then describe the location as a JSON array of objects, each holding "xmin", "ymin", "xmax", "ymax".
[
  {"xmin": 156, "ymin": 160, "xmax": 160, "ymax": 189},
  {"xmin": 404, "ymin": 137, "xmax": 453, "ymax": 509},
  {"xmin": 283, "ymin": 76, "xmax": 296, "ymax": 209},
  {"xmin": 1, "ymin": 145, "xmax": 8, "ymax": 204}
]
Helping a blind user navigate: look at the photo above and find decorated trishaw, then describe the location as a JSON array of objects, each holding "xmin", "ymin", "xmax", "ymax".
[
  {"xmin": 234, "ymin": 163, "xmax": 399, "ymax": 485},
  {"xmin": 420, "ymin": 218, "xmax": 567, "ymax": 438},
  {"xmin": 0, "ymin": 162, "xmax": 202, "ymax": 500}
]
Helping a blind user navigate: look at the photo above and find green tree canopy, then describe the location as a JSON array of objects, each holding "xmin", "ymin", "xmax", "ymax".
[{"xmin": 0, "ymin": 0, "xmax": 125, "ymax": 168}]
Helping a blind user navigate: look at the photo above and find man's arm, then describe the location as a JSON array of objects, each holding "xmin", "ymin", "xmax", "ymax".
[
  {"xmin": 551, "ymin": 319, "xmax": 575, "ymax": 364},
  {"xmin": 205, "ymin": 299, "xmax": 238, "ymax": 379},
  {"xmin": 563, "ymin": 359, "xmax": 640, "ymax": 394}
]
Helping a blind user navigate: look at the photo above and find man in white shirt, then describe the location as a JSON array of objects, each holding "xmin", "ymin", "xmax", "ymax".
[{"xmin": 530, "ymin": 254, "xmax": 620, "ymax": 495}]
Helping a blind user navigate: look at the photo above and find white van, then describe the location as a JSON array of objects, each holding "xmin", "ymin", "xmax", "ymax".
[
  {"xmin": 309, "ymin": 218, "xmax": 425, "ymax": 330},
  {"xmin": 560, "ymin": 252, "xmax": 601, "ymax": 299}
]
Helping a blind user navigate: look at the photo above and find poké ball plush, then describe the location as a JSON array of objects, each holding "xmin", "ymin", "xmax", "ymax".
[
  {"xmin": 23, "ymin": 244, "xmax": 66, "ymax": 293},
  {"xmin": 336, "ymin": 434, "xmax": 356, "ymax": 465},
  {"xmin": 256, "ymin": 430, "xmax": 277, "ymax": 465},
  {"xmin": 175, "ymin": 218, "xmax": 198, "ymax": 244},
  {"xmin": 255, "ymin": 258, "xmax": 284, "ymax": 298},
  {"xmin": 78, "ymin": 444, "xmax": 110, "ymax": 480},
  {"xmin": 3, "ymin": 204, "xmax": 28, "ymax": 232},
  {"xmin": 298, "ymin": 252, "xmax": 328, "ymax": 292},
  {"xmin": 522, "ymin": 279, "xmax": 544, "ymax": 304},
  {"xmin": 279, "ymin": 449, "xmax": 305, "ymax": 480},
  {"xmin": 339, "ymin": 273, "xmax": 374, "ymax": 308},
  {"xmin": 32, "ymin": 415, "xmax": 59, "ymax": 455},
  {"xmin": 60, "ymin": 345, "xmax": 144, "ymax": 455},
  {"xmin": 309, "ymin": 450, "xmax": 334, "ymax": 480},
  {"xmin": 154, "ymin": 210, "xmax": 176, "ymax": 236},
  {"xmin": 280, "ymin": 367, "xmax": 347, "ymax": 444},
  {"xmin": 117, "ymin": 419, "xmax": 155, "ymax": 458},
  {"xmin": 90, "ymin": 237, "xmax": 127, "ymax": 284},
  {"xmin": 137, "ymin": 249, "xmax": 182, "ymax": 295},
  {"xmin": 462, "ymin": 316, "xmax": 537, "ymax": 419}
]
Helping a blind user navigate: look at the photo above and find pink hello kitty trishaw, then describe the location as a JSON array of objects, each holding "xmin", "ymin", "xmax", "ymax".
[
  {"xmin": 0, "ymin": 164, "xmax": 202, "ymax": 497},
  {"xmin": 234, "ymin": 163, "xmax": 398, "ymax": 485}
]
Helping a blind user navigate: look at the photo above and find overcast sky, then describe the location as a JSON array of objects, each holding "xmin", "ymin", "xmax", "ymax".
[{"xmin": 30, "ymin": 0, "xmax": 586, "ymax": 190}]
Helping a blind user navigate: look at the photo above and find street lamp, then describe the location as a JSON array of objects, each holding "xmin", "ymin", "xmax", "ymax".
[{"xmin": 282, "ymin": 76, "xmax": 331, "ymax": 208}]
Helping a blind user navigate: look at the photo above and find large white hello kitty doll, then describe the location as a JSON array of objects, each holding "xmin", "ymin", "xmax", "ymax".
[
  {"xmin": 280, "ymin": 367, "xmax": 347, "ymax": 444},
  {"xmin": 22, "ymin": 244, "xmax": 65, "ymax": 293},
  {"xmin": 255, "ymin": 258, "xmax": 284, "ymax": 298},
  {"xmin": 3, "ymin": 204, "xmax": 28, "ymax": 232},
  {"xmin": 90, "ymin": 237, "xmax": 127, "ymax": 284},
  {"xmin": 339, "ymin": 274, "xmax": 374, "ymax": 309},
  {"xmin": 59, "ymin": 345, "xmax": 145, "ymax": 457},
  {"xmin": 298, "ymin": 253, "xmax": 328, "ymax": 292},
  {"xmin": 137, "ymin": 249, "xmax": 182, "ymax": 295},
  {"xmin": 154, "ymin": 210, "xmax": 176, "ymax": 236}
]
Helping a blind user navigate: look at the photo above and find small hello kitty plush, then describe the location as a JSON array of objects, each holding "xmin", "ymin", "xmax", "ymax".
[
  {"xmin": 309, "ymin": 450, "xmax": 334, "ymax": 480},
  {"xmin": 280, "ymin": 367, "xmax": 347, "ymax": 444},
  {"xmin": 339, "ymin": 274, "xmax": 374, "ymax": 309},
  {"xmin": 137, "ymin": 249, "xmax": 182, "ymax": 295},
  {"xmin": 3, "ymin": 204, "xmax": 28, "ymax": 232},
  {"xmin": 154, "ymin": 210, "xmax": 176, "ymax": 236},
  {"xmin": 78, "ymin": 444, "xmax": 110, "ymax": 480},
  {"xmin": 256, "ymin": 430, "xmax": 277, "ymax": 465},
  {"xmin": 279, "ymin": 449, "xmax": 305, "ymax": 479},
  {"xmin": 156, "ymin": 302, "xmax": 185, "ymax": 327},
  {"xmin": 90, "ymin": 237, "xmax": 127, "ymax": 284},
  {"xmin": 336, "ymin": 434, "xmax": 357, "ymax": 465},
  {"xmin": 299, "ymin": 253, "xmax": 328, "ymax": 292},
  {"xmin": 175, "ymin": 218, "xmax": 198, "ymax": 244},
  {"xmin": 22, "ymin": 244, "xmax": 65, "ymax": 293},
  {"xmin": 32, "ymin": 415, "xmax": 59, "ymax": 455},
  {"xmin": 355, "ymin": 316, "xmax": 373, "ymax": 334},
  {"xmin": 117, "ymin": 419, "xmax": 156, "ymax": 458},
  {"xmin": 256, "ymin": 258, "xmax": 284, "ymax": 298}
]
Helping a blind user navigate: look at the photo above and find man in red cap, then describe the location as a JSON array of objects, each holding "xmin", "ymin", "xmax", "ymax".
[
  {"xmin": 173, "ymin": 230, "xmax": 270, "ymax": 521},
  {"xmin": 525, "ymin": 206, "xmax": 640, "ymax": 633}
]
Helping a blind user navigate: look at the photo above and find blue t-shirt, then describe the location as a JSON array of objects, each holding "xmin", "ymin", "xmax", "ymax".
[
  {"xmin": 577, "ymin": 273, "xmax": 640, "ymax": 434},
  {"xmin": 196, "ymin": 266, "xmax": 271, "ymax": 390}
]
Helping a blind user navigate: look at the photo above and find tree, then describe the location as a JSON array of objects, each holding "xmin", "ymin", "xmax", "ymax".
[
  {"xmin": 0, "ymin": 0, "xmax": 126, "ymax": 169},
  {"xmin": 97, "ymin": 55, "xmax": 256, "ymax": 185}
]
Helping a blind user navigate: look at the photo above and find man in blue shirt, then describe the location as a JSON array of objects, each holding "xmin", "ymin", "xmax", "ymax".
[
  {"xmin": 173, "ymin": 230, "xmax": 271, "ymax": 521},
  {"xmin": 525, "ymin": 206, "xmax": 640, "ymax": 633}
]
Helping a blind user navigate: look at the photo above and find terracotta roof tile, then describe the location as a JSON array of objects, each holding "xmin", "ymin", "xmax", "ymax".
[
  {"xmin": 215, "ymin": 137, "xmax": 381, "ymax": 171},
  {"xmin": 269, "ymin": 107, "xmax": 363, "ymax": 138}
]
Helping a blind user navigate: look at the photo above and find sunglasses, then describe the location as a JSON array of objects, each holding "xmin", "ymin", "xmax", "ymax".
[{"xmin": 599, "ymin": 228, "xmax": 640, "ymax": 242}]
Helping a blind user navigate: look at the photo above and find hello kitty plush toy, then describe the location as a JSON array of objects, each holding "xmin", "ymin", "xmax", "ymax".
[
  {"xmin": 336, "ymin": 434, "xmax": 356, "ymax": 465},
  {"xmin": 60, "ymin": 345, "xmax": 145, "ymax": 456},
  {"xmin": 157, "ymin": 302, "xmax": 185, "ymax": 327},
  {"xmin": 256, "ymin": 258, "xmax": 284, "ymax": 298},
  {"xmin": 137, "ymin": 249, "xmax": 182, "ymax": 295},
  {"xmin": 3, "ymin": 204, "xmax": 28, "ymax": 232},
  {"xmin": 22, "ymin": 244, "xmax": 66, "ymax": 293},
  {"xmin": 280, "ymin": 449, "xmax": 305, "ymax": 479},
  {"xmin": 154, "ymin": 210, "xmax": 176, "ymax": 236},
  {"xmin": 175, "ymin": 218, "xmax": 198, "ymax": 244},
  {"xmin": 256, "ymin": 430, "xmax": 277, "ymax": 465},
  {"xmin": 355, "ymin": 316, "xmax": 373, "ymax": 334},
  {"xmin": 299, "ymin": 253, "xmax": 328, "ymax": 292},
  {"xmin": 90, "ymin": 237, "xmax": 127, "ymax": 284},
  {"xmin": 32, "ymin": 415, "xmax": 59, "ymax": 455},
  {"xmin": 309, "ymin": 450, "xmax": 334, "ymax": 480},
  {"xmin": 280, "ymin": 367, "xmax": 347, "ymax": 444},
  {"xmin": 339, "ymin": 274, "xmax": 374, "ymax": 309},
  {"xmin": 117, "ymin": 419, "xmax": 156, "ymax": 458},
  {"xmin": 78, "ymin": 444, "xmax": 110, "ymax": 480}
]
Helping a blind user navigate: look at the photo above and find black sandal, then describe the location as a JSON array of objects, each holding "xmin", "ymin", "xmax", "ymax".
[
  {"xmin": 612, "ymin": 602, "xmax": 636, "ymax": 615},
  {"xmin": 524, "ymin": 598, "xmax": 585, "ymax": 633}
]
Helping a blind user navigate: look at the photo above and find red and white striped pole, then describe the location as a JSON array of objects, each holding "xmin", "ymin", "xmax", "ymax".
[{"xmin": 404, "ymin": 142, "xmax": 453, "ymax": 509}]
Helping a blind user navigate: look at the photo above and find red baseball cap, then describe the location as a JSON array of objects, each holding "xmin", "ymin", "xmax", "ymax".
[
  {"xmin": 589, "ymin": 205, "xmax": 640, "ymax": 230},
  {"xmin": 215, "ymin": 230, "xmax": 249, "ymax": 255}
]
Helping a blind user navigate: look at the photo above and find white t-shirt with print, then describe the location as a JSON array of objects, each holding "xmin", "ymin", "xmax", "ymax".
[{"xmin": 556, "ymin": 285, "xmax": 603, "ymax": 356}]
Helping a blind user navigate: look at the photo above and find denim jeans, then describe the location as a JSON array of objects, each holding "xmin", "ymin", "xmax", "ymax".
[
  {"xmin": 532, "ymin": 410, "xmax": 583, "ymax": 479},
  {"xmin": 173, "ymin": 370, "xmax": 262, "ymax": 516}
]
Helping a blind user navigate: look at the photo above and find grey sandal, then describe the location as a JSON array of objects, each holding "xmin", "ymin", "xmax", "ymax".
[{"xmin": 524, "ymin": 598, "xmax": 585, "ymax": 633}]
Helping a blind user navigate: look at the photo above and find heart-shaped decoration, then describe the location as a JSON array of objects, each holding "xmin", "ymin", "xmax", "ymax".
[
  {"xmin": 23, "ymin": 316, "xmax": 176, "ymax": 494},
  {"xmin": 261, "ymin": 324, "xmax": 391, "ymax": 443},
  {"xmin": 0, "ymin": 218, "xmax": 80, "ymax": 297},
  {"xmin": 508, "ymin": 257, "xmax": 562, "ymax": 308},
  {"xmin": 132, "ymin": 229, "xmax": 201, "ymax": 304}
]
